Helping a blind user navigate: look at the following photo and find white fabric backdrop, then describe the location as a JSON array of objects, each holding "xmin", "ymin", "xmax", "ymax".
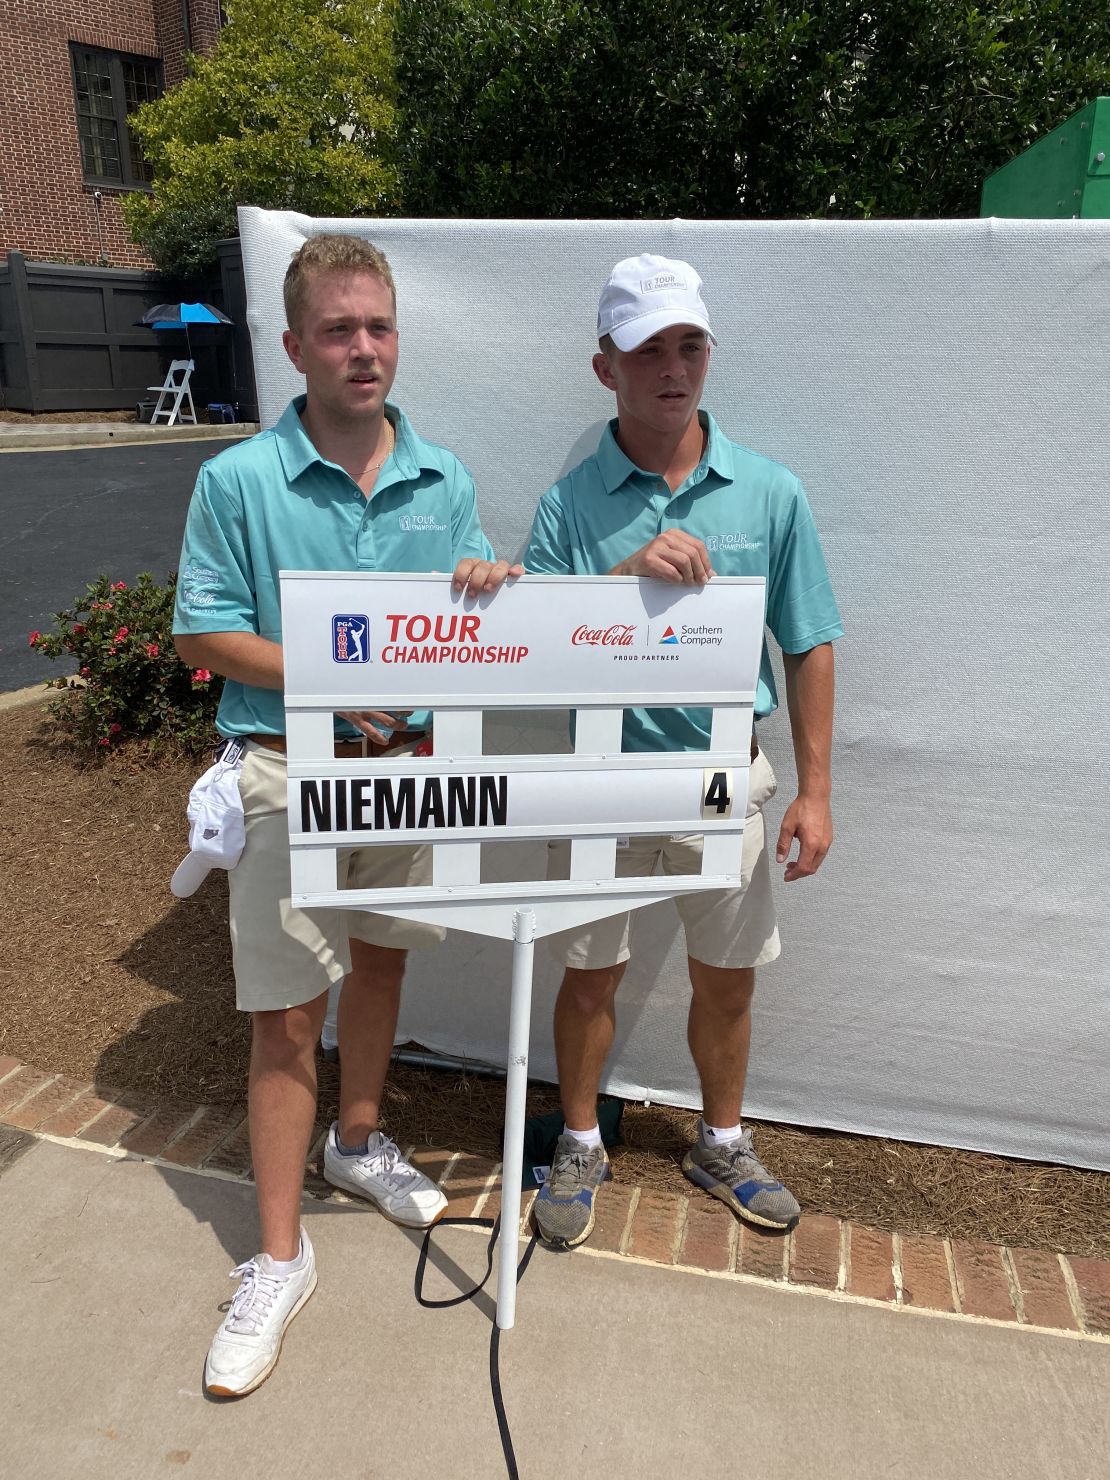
[{"xmin": 239, "ymin": 208, "xmax": 1110, "ymax": 1170}]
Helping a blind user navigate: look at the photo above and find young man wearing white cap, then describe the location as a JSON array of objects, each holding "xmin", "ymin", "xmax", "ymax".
[
  {"xmin": 524, "ymin": 254, "xmax": 843, "ymax": 1249},
  {"xmin": 173, "ymin": 234, "xmax": 519, "ymax": 1395}
]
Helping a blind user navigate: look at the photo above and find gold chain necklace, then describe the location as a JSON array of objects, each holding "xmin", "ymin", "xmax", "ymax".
[{"xmin": 366, "ymin": 419, "xmax": 395, "ymax": 473}]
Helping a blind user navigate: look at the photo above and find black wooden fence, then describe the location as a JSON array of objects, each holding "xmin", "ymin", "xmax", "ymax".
[{"xmin": 0, "ymin": 246, "xmax": 257, "ymax": 419}]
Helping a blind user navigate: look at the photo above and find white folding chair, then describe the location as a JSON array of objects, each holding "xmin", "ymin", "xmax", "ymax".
[{"xmin": 148, "ymin": 359, "xmax": 197, "ymax": 426}]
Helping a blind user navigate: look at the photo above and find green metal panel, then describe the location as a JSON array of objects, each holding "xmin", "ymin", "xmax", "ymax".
[{"xmin": 980, "ymin": 98, "xmax": 1110, "ymax": 219}]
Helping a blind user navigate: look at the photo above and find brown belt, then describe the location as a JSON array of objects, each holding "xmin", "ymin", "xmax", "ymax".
[{"xmin": 248, "ymin": 731, "xmax": 427, "ymax": 758}]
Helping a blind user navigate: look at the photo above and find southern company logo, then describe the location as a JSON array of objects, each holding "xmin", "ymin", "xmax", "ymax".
[
  {"xmin": 658, "ymin": 625, "xmax": 679, "ymax": 646},
  {"xmin": 332, "ymin": 614, "xmax": 371, "ymax": 663}
]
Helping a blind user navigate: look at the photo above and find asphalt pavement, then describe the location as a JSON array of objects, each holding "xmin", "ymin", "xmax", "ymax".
[{"xmin": 0, "ymin": 439, "xmax": 239, "ymax": 691}]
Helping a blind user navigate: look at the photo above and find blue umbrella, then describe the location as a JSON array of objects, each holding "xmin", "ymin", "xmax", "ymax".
[{"xmin": 139, "ymin": 302, "xmax": 233, "ymax": 359}]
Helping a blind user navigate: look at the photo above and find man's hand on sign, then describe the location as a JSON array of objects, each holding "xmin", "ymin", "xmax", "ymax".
[
  {"xmin": 338, "ymin": 708, "xmax": 413, "ymax": 746},
  {"xmin": 451, "ymin": 557, "xmax": 525, "ymax": 597},
  {"xmin": 776, "ymin": 793, "xmax": 834, "ymax": 883},
  {"xmin": 610, "ymin": 530, "xmax": 714, "ymax": 584}
]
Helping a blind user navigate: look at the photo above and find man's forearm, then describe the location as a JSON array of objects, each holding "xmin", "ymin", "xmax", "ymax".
[
  {"xmin": 174, "ymin": 631, "xmax": 284, "ymax": 690},
  {"xmin": 782, "ymin": 643, "xmax": 835, "ymax": 798}
]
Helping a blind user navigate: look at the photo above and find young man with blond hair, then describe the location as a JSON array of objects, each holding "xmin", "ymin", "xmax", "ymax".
[
  {"xmin": 524, "ymin": 254, "xmax": 842, "ymax": 1250},
  {"xmin": 174, "ymin": 233, "xmax": 519, "ymax": 1396}
]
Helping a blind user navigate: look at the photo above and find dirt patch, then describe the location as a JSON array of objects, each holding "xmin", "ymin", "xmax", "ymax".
[{"xmin": 2, "ymin": 701, "xmax": 1107, "ymax": 1257}]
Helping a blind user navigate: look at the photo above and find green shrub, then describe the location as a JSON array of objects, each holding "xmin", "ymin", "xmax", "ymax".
[{"xmin": 28, "ymin": 573, "xmax": 222, "ymax": 756}]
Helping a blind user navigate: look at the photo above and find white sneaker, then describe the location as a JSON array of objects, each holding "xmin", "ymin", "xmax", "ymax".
[
  {"xmin": 323, "ymin": 1124, "xmax": 448, "ymax": 1228},
  {"xmin": 204, "ymin": 1229, "xmax": 317, "ymax": 1398}
]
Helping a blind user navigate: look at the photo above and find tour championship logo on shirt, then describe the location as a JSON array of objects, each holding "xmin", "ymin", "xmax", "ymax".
[
  {"xmin": 332, "ymin": 614, "xmax": 371, "ymax": 663},
  {"xmin": 398, "ymin": 514, "xmax": 447, "ymax": 533},
  {"xmin": 705, "ymin": 533, "xmax": 762, "ymax": 553}
]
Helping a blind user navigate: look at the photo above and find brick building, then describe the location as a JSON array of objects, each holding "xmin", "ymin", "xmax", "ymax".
[{"xmin": 1, "ymin": 1, "xmax": 223, "ymax": 268}]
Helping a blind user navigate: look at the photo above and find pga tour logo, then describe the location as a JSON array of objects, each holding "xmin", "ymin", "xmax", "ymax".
[{"xmin": 332, "ymin": 614, "xmax": 371, "ymax": 663}]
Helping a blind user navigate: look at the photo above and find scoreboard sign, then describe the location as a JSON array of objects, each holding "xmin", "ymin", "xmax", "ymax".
[
  {"xmin": 280, "ymin": 571, "xmax": 765, "ymax": 709},
  {"xmin": 280, "ymin": 571, "xmax": 766, "ymax": 920},
  {"xmin": 289, "ymin": 761, "xmax": 741, "ymax": 846},
  {"xmin": 280, "ymin": 568, "xmax": 768, "ymax": 1335}
]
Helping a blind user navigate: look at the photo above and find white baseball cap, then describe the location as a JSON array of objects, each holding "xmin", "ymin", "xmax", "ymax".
[
  {"xmin": 170, "ymin": 744, "xmax": 246, "ymax": 898},
  {"xmin": 597, "ymin": 253, "xmax": 716, "ymax": 352}
]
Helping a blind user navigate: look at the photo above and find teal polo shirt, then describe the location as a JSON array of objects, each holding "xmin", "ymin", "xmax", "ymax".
[
  {"xmin": 173, "ymin": 396, "xmax": 494, "ymax": 738},
  {"xmin": 523, "ymin": 412, "xmax": 843, "ymax": 751}
]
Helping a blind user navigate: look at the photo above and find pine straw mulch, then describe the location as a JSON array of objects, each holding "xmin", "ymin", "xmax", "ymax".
[{"xmin": 2, "ymin": 699, "xmax": 1107, "ymax": 1259}]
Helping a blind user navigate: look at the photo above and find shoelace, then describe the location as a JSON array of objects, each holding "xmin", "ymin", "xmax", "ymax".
[
  {"xmin": 358, "ymin": 1134, "xmax": 422, "ymax": 1194},
  {"xmin": 548, "ymin": 1145, "xmax": 593, "ymax": 1194},
  {"xmin": 715, "ymin": 1130, "xmax": 776, "ymax": 1185},
  {"xmin": 225, "ymin": 1258, "xmax": 285, "ymax": 1335}
]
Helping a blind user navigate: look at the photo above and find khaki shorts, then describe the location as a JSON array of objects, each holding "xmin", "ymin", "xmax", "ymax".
[
  {"xmin": 228, "ymin": 742, "xmax": 445, "ymax": 1013},
  {"xmin": 546, "ymin": 748, "xmax": 782, "ymax": 972}
]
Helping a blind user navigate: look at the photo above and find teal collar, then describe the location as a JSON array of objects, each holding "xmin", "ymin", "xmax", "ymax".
[
  {"xmin": 595, "ymin": 410, "xmax": 732, "ymax": 495},
  {"xmin": 273, "ymin": 395, "xmax": 437, "ymax": 486}
]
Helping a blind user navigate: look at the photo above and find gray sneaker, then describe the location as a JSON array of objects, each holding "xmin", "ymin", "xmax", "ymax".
[
  {"xmin": 533, "ymin": 1134, "xmax": 612, "ymax": 1249},
  {"xmin": 682, "ymin": 1127, "xmax": 800, "ymax": 1231}
]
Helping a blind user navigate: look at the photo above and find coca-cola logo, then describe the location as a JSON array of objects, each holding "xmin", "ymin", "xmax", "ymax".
[{"xmin": 571, "ymin": 623, "xmax": 637, "ymax": 647}]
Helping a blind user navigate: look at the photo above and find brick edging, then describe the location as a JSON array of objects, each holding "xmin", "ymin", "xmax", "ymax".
[{"xmin": 2, "ymin": 1056, "xmax": 1107, "ymax": 1337}]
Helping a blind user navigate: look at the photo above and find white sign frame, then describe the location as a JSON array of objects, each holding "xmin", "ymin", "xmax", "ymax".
[{"xmin": 280, "ymin": 571, "xmax": 766, "ymax": 1326}]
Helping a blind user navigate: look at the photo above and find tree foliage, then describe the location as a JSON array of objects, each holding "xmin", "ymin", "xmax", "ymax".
[
  {"xmin": 395, "ymin": 0, "xmax": 1110, "ymax": 219},
  {"xmin": 124, "ymin": 0, "xmax": 397, "ymax": 277}
]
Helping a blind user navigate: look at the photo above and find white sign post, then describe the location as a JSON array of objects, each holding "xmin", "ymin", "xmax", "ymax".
[{"xmin": 280, "ymin": 571, "xmax": 766, "ymax": 1328}]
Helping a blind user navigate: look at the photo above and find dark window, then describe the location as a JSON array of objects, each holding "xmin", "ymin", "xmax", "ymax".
[{"xmin": 71, "ymin": 45, "xmax": 163, "ymax": 189}]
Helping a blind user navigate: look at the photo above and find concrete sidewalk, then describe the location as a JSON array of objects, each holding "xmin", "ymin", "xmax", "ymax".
[
  {"xmin": 0, "ymin": 421, "xmax": 257, "ymax": 452},
  {"xmin": 3, "ymin": 1137, "xmax": 1107, "ymax": 1480}
]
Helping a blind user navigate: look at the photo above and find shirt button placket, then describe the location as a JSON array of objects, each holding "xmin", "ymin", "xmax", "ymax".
[
  {"xmin": 659, "ymin": 484, "xmax": 673, "ymax": 535},
  {"xmin": 357, "ymin": 499, "xmax": 375, "ymax": 571}
]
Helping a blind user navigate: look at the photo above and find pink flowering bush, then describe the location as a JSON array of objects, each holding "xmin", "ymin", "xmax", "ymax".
[{"xmin": 28, "ymin": 573, "xmax": 222, "ymax": 756}]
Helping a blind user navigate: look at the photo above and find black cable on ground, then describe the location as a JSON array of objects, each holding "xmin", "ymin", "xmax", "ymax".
[{"xmin": 415, "ymin": 1214, "xmax": 539, "ymax": 1480}]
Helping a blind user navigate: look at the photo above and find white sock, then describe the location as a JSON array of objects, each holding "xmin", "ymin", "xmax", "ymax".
[
  {"xmin": 267, "ymin": 1236, "xmax": 306, "ymax": 1277},
  {"xmin": 701, "ymin": 1119, "xmax": 743, "ymax": 1145},
  {"xmin": 565, "ymin": 1122, "xmax": 603, "ymax": 1149}
]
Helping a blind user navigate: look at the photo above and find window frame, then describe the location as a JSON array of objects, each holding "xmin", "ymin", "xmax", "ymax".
[{"xmin": 69, "ymin": 43, "xmax": 164, "ymax": 192}]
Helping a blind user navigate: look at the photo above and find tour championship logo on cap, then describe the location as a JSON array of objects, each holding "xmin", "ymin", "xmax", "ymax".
[
  {"xmin": 641, "ymin": 273, "xmax": 686, "ymax": 293},
  {"xmin": 657, "ymin": 625, "xmax": 679, "ymax": 646},
  {"xmin": 332, "ymin": 613, "xmax": 371, "ymax": 663}
]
